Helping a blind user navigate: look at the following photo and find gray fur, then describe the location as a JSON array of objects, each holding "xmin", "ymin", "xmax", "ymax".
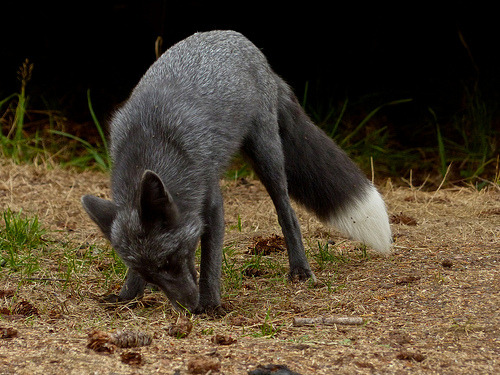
[{"xmin": 81, "ymin": 30, "xmax": 391, "ymax": 313}]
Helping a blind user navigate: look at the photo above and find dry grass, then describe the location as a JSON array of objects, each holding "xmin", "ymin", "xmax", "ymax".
[{"xmin": 0, "ymin": 160, "xmax": 499, "ymax": 374}]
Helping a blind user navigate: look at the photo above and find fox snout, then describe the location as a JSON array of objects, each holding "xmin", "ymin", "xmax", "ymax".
[
  {"xmin": 162, "ymin": 283, "xmax": 199, "ymax": 312},
  {"xmin": 163, "ymin": 285, "xmax": 199, "ymax": 312},
  {"xmin": 144, "ymin": 269, "xmax": 199, "ymax": 312}
]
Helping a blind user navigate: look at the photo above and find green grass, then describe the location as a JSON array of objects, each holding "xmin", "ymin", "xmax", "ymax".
[
  {"xmin": 58, "ymin": 242, "xmax": 127, "ymax": 294},
  {"xmin": 429, "ymin": 107, "xmax": 448, "ymax": 178},
  {"xmin": 448, "ymin": 88, "xmax": 498, "ymax": 183},
  {"xmin": 309, "ymin": 240, "xmax": 369, "ymax": 271},
  {"xmin": 221, "ymin": 245, "xmax": 243, "ymax": 295},
  {"xmin": 301, "ymin": 82, "xmax": 498, "ymax": 186},
  {"xmin": 422, "ymin": 88, "xmax": 499, "ymax": 188},
  {"xmin": 0, "ymin": 209, "xmax": 45, "ymax": 277},
  {"xmin": 50, "ymin": 90, "xmax": 111, "ymax": 171},
  {"xmin": 0, "ymin": 59, "xmax": 43, "ymax": 164},
  {"xmin": 1, "ymin": 61, "xmax": 110, "ymax": 171},
  {"xmin": 312, "ymin": 241, "xmax": 348, "ymax": 270},
  {"xmin": 0, "ymin": 206, "xmax": 126, "ymax": 298},
  {"xmin": 0, "ymin": 61, "xmax": 498, "ymax": 187},
  {"xmin": 221, "ymin": 243, "xmax": 288, "ymax": 301},
  {"xmin": 301, "ymin": 88, "xmax": 423, "ymax": 178},
  {"xmin": 252, "ymin": 307, "xmax": 284, "ymax": 338}
]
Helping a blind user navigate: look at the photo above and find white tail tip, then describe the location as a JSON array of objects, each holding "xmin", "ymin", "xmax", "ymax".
[{"xmin": 329, "ymin": 184, "xmax": 392, "ymax": 255}]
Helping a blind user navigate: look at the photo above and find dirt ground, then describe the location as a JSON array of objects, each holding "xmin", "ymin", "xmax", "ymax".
[{"xmin": 0, "ymin": 160, "xmax": 498, "ymax": 374}]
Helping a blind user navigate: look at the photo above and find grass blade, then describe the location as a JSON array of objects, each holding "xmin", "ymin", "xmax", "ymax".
[
  {"xmin": 87, "ymin": 89, "xmax": 109, "ymax": 160},
  {"xmin": 329, "ymin": 98, "xmax": 348, "ymax": 138},
  {"xmin": 429, "ymin": 108, "xmax": 448, "ymax": 177},
  {"xmin": 340, "ymin": 98, "xmax": 412, "ymax": 147}
]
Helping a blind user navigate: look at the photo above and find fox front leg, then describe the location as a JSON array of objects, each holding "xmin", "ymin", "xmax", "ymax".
[
  {"xmin": 103, "ymin": 268, "xmax": 147, "ymax": 303},
  {"xmin": 196, "ymin": 185, "xmax": 224, "ymax": 313}
]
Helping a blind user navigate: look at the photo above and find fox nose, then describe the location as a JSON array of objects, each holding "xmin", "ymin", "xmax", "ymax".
[
  {"xmin": 159, "ymin": 281, "xmax": 199, "ymax": 313},
  {"xmin": 171, "ymin": 289, "xmax": 199, "ymax": 313}
]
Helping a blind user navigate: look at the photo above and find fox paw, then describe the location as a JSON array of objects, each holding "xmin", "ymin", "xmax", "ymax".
[
  {"xmin": 194, "ymin": 300, "xmax": 231, "ymax": 317},
  {"xmin": 99, "ymin": 293, "xmax": 140, "ymax": 308},
  {"xmin": 100, "ymin": 293, "xmax": 122, "ymax": 304},
  {"xmin": 289, "ymin": 267, "xmax": 317, "ymax": 283}
]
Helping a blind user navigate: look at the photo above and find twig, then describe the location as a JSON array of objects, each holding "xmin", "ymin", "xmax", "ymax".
[
  {"xmin": 293, "ymin": 316, "xmax": 364, "ymax": 326},
  {"xmin": 24, "ymin": 277, "xmax": 67, "ymax": 282},
  {"xmin": 435, "ymin": 162, "xmax": 452, "ymax": 193},
  {"xmin": 425, "ymin": 162, "xmax": 452, "ymax": 208},
  {"xmin": 370, "ymin": 156, "xmax": 374, "ymax": 184},
  {"xmin": 155, "ymin": 36, "xmax": 163, "ymax": 60}
]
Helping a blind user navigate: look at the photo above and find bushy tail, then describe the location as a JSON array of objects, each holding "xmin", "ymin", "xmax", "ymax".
[{"xmin": 277, "ymin": 82, "xmax": 392, "ymax": 255}]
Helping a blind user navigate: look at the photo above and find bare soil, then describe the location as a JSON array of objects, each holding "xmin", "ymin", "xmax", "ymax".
[{"xmin": 0, "ymin": 161, "xmax": 498, "ymax": 374}]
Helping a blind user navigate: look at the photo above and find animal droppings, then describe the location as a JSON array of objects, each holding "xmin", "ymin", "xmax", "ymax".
[
  {"xmin": 211, "ymin": 334, "xmax": 237, "ymax": 345},
  {"xmin": 396, "ymin": 350, "xmax": 426, "ymax": 362},
  {"xmin": 0, "ymin": 327, "xmax": 18, "ymax": 339},
  {"xmin": 187, "ymin": 356, "xmax": 221, "ymax": 374},
  {"xmin": 249, "ymin": 234, "xmax": 287, "ymax": 255},
  {"xmin": 390, "ymin": 212, "xmax": 417, "ymax": 226}
]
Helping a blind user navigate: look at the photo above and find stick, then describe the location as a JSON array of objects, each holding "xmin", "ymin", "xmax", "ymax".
[
  {"xmin": 24, "ymin": 277, "xmax": 67, "ymax": 282},
  {"xmin": 155, "ymin": 36, "xmax": 163, "ymax": 60},
  {"xmin": 370, "ymin": 156, "xmax": 375, "ymax": 184},
  {"xmin": 425, "ymin": 162, "xmax": 452, "ymax": 209},
  {"xmin": 293, "ymin": 316, "xmax": 364, "ymax": 326}
]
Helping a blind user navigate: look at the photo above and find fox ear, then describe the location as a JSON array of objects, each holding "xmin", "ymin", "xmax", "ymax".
[
  {"xmin": 81, "ymin": 195, "xmax": 117, "ymax": 240},
  {"xmin": 139, "ymin": 170, "xmax": 179, "ymax": 227}
]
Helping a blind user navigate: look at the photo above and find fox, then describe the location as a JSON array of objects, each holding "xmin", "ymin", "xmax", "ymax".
[{"xmin": 82, "ymin": 30, "xmax": 392, "ymax": 313}]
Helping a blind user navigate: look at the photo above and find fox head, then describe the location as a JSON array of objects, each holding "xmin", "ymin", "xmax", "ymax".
[{"xmin": 81, "ymin": 170, "xmax": 201, "ymax": 312}]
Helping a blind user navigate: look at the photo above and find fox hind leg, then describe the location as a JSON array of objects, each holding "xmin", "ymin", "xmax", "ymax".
[{"xmin": 243, "ymin": 117, "xmax": 316, "ymax": 282}]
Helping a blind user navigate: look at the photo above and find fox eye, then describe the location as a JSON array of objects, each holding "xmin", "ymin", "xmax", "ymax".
[{"xmin": 158, "ymin": 260, "xmax": 170, "ymax": 271}]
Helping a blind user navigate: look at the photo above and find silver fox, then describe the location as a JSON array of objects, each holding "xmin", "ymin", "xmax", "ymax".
[{"xmin": 82, "ymin": 30, "xmax": 392, "ymax": 313}]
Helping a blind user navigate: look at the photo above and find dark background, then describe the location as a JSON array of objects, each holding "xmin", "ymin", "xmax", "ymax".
[{"xmin": 1, "ymin": 2, "xmax": 498, "ymax": 142}]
